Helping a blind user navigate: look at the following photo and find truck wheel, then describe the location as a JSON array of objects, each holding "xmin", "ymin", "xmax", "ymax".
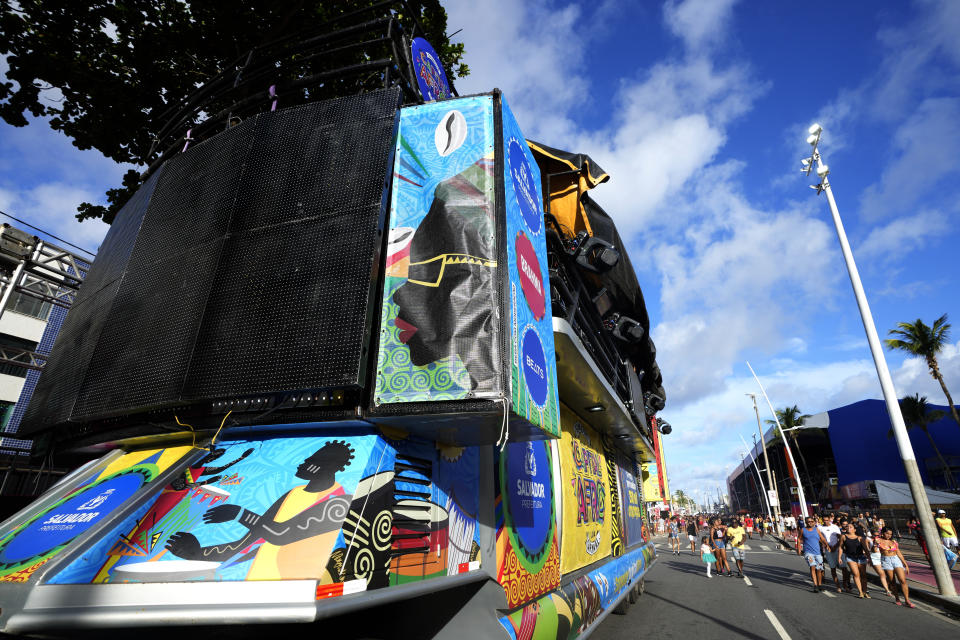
[
  {"xmin": 628, "ymin": 584, "xmax": 638, "ymax": 604},
  {"xmin": 613, "ymin": 598, "xmax": 629, "ymax": 615},
  {"xmin": 638, "ymin": 578, "xmax": 645, "ymax": 596}
]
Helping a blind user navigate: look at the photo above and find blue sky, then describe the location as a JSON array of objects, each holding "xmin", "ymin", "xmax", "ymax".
[{"xmin": 1, "ymin": 0, "xmax": 959, "ymax": 501}]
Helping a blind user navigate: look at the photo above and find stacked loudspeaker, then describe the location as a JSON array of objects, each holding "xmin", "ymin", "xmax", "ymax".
[{"xmin": 21, "ymin": 88, "xmax": 401, "ymax": 435}]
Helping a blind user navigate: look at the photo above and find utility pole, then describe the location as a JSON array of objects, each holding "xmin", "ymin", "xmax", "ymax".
[
  {"xmin": 801, "ymin": 123, "xmax": 956, "ymax": 598},
  {"xmin": 748, "ymin": 393, "xmax": 780, "ymax": 523}
]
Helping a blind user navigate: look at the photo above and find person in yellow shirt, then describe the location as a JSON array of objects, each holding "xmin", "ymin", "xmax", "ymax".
[
  {"xmin": 166, "ymin": 441, "xmax": 355, "ymax": 580},
  {"xmin": 935, "ymin": 509, "xmax": 958, "ymax": 551},
  {"xmin": 726, "ymin": 517, "xmax": 747, "ymax": 578}
]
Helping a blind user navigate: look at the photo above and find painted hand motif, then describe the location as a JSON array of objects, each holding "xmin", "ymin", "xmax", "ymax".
[
  {"xmin": 165, "ymin": 531, "xmax": 202, "ymax": 560},
  {"xmin": 203, "ymin": 504, "xmax": 241, "ymax": 524}
]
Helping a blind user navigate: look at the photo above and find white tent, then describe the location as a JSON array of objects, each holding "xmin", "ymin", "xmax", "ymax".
[{"xmin": 874, "ymin": 479, "xmax": 960, "ymax": 506}]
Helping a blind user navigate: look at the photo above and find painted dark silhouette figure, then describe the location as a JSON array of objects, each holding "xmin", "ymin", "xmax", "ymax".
[
  {"xmin": 165, "ymin": 441, "xmax": 355, "ymax": 580},
  {"xmin": 392, "ymin": 160, "xmax": 499, "ymax": 390}
]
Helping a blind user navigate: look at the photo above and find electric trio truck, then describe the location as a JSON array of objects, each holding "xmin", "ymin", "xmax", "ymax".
[{"xmin": 0, "ymin": 86, "xmax": 666, "ymax": 638}]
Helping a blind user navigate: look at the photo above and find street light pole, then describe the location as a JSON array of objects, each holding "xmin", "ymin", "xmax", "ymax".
[
  {"xmin": 739, "ymin": 433, "xmax": 773, "ymax": 521},
  {"xmin": 747, "ymin": 367, "xmax": 809, "ymax": 518},
  {"xmin": 747, "ymin": 392, "xmax": 782, "ymax": 521},
  {"xmin": 801, "ymin": 123, "xmax": 956, "ymax": 598}
]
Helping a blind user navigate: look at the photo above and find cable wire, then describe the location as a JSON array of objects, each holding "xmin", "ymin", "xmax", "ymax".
[{"xmin": 0, "ymin": 208, "xmax": 97, "ymax": 257}]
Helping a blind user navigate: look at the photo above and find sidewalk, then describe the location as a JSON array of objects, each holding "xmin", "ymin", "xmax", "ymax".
[{"xmin": 774, "ymin": 532, "xmax": 960, "ymax": 615}]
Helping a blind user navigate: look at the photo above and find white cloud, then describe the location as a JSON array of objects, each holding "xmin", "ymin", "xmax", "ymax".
[
  {"xmin": 858, "ymin": 209, "xmax": 948, "ymax": 261},
  {"xmin": 663, "ymin": 0, "xmax": 739, "ymax": 53},
  {"xmin": 859, "ymin": 98, "xmax": 960, "ymax": 221}
]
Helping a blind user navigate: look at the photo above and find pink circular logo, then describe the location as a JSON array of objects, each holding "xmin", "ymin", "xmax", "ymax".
[{"xmin": 515, "ymin": 232, "xmax": 545, "ymax": 320}]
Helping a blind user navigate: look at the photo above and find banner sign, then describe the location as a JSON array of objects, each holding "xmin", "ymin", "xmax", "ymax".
[
  {"xmin": 411, "ymin": 37, "xmax": 452, "ymax": 102},
  {"xmin": 558, "ymin": 409, "xmax": 611, "ymax": 573},
  {"xmin": 501, "ymin": 95, "xmax": 560, "ymax": 437},
  {"xmin": 375, "ymin": 96, "xmax": 499, "ymax": 404},
  {"xmin": 496, "ymin": 439, "xmax": 561, "ymax": 608},
  {"xmin": 0, "ymin": 447, "xmax": 190, "ymax": 583},
  {"xmin": 616, "ymin": 455, "xmax": 645, "ymax": 548}
]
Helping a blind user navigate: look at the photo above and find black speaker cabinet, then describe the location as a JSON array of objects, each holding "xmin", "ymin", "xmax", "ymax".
[{"xmin": 21, "ymin": 88, "xmax": 401, "ymax": 435}]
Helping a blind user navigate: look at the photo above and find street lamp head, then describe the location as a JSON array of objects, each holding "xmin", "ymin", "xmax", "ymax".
[
  {"xmin": 806, "ymin": 134, "xmax": 819, "ymax": 145},
  {"xmin": 816, "ymin": 164, "xmax": 830, "ymax": 177},
  {"xmin": 808, "ymin": 123, "xmax": 823, "ymax": 135},
  {"xmin": 801, "ymin": 158, "xmax": 811, "ymax": 167}
]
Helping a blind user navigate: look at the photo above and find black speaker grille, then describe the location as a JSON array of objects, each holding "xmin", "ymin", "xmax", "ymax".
[
  {"xmin": 73, "ymin": 240, "xmax": 225, "ymax": 418},
  {"xmin": 21, "ymin": 88, "xmax": 400, "ymax": 434}
]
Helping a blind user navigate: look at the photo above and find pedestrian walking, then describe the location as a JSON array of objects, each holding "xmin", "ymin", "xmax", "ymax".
[
  {"xmin": 744, "ymin": 514, "xmax": 754, "ymax": 540},
  {"xmin": 877, "ymin": 527, "xmax": 915, "ymax": 608},
  {"xmin": 687, "ymin": 519, "xmax": 698, "ymax": 553},
  {"xmin": 726, "ymin": 517, "xmax": 747, "ymax": 578},
  {"xmin": 906, "ymin": 515, "xmax": 929, "ymax": 561},
  {"xmin": 798, "ymin": 515, "xmax": 828, "ymax": 592},
  {"xmin": 700, "ymin": 536, "xmax": 716, "ymax": 578},
  {"xmin": 757, "ymin": 516, "xmax": 765, "ymax": 539},
  {"xmin": 935, "ymin": 509, "xmax": 959, "ymax": 551},
  {"xmin": 668, "ymin": 516, "xmax": 681, "ymax": 555},
  {"xmin": 711, "ymin": 517, "xmax": 731, "ymax": 576},
  {"xmin": 840, "ymin": 523, "xmax": 870, "ymax": 598},
  {"xmin": 818, "ymin": 513, "xmax": 843, "ymax": 593},
  {"xmin": 865, "ymin": 527, "xmax": 894, "ymax": 597}
]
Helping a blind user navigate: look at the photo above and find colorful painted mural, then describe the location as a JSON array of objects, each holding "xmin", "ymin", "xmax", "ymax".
[
  {"xmin": 50, "ymin": 433, "xmax": 482, "ymax": 588},
  {"xmin": 557, "ymin": 410, "xmax": 611, "ymax": 573},
  {"xmin": 501, "ymin": 96, "xmax": 560, "ymax": 438},
  {"xmin": 0, "ymin": 446, "xmax": 191, "ymax": 583},
  {"xmin": 375, "ymin": 96, "xmax": 499, "ymax": 404},
  {"xmin": 497, "ymin": 543, "xmax": 655, "ymax": 640},
  {"xmin": 497, "ymin": 440, "xmax": 561, "ymax": 609}
]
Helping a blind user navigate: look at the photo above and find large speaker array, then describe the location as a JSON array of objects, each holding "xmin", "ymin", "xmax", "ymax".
[{"xmin": 21, "ymin": 88, "xmax": 401, "ymax": 435}]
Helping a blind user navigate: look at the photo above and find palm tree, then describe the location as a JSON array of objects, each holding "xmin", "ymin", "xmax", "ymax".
[
  {"xmin": 885, "ymin": 314, "xmax": 960, "ymax": 427},
  {"xmin": 892, "ymin": 394, "xmax": 954, "ymax": 489},
  {"xmin": 767, "ymin": 406, "xmax": 815, "ymax": 500}
]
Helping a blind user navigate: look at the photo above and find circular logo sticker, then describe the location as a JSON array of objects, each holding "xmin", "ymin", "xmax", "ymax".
[
  {"xmin": 0, "ymin": 473, "xmax": 145, "ymax": 564},
  {"xmin": 411, "ymin": 37, "xmax": 451, "ymax": 102},
  {"xmin": 521, "ymin": 327, "xmax": 548, "ymax": 407},
  {"xmin": 515, "ymin": 232, "xmax": 545, "ymax": 320},
  {"xmin": 508, "ymin": 140, "xmax": 541, "ymax": 235},
  {"xmin": 503, "ymin": 440, "xmax": 554, "ymax": 573}
]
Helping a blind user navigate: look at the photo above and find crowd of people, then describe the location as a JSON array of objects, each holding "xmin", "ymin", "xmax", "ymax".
[{"xmin": 655, "ymin": 508, "xmax": 960, "ymax": 608}]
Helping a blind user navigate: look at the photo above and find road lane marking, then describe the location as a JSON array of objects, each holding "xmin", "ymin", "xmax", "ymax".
[
  {"xmin": 760, "ymin": 545, "xmax": 771, "ymax": 551},
  {"xmin": 822, "ymin": 590, "xmax": 836, "ymax": 598},
  {"xmin": 743, "ymin": 576, "xmax": 753, "ymax": 586},
  {"xmin": 764, "ymin": 610, "xmax": 793, "ymax": 640}
]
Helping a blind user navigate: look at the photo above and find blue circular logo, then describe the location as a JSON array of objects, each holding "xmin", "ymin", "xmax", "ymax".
[
  {"xmin": 506, "ymin": 440, "xmax": 553, "ymax": 557},
  {"xmin": 521, "ymin": 327, "xmax": 548, "ymax": 407},
  {"xmin": 410, "ymin": 37, "xmax": 451, "ymax": 102},
  {"xmin": 0, "ymin": 473, "xmax": 144, "ymax": 563},
  {"xmin": 508, "ymin": 140, "xmax": 541, "ymax": 234}
]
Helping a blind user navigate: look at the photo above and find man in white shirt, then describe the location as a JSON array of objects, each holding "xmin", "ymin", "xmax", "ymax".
[{"xmin": 818, "ymin": 513, "xmax": 843, "ymax": 592}]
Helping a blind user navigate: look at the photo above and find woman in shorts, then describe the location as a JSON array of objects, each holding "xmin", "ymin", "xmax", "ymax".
[
  {"xmin": 668, "ymin": 516, "xmax": 681, "ymax": 555},
  {"xmin": 840, "ymin": 523, "xmax": 870, "ymax": 598},
  {"xmin": 877, "ymin": 527, "xmax": 914, "ymax": 607},
  {"xmin": 710, "ymin": 517, "xmax": 731, "ymax": 576},
  {"xmin": 864, "ymin": 527, "xmax": 893, "ymax": 596}
]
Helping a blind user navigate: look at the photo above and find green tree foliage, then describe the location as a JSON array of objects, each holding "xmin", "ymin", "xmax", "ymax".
[
  {"xmin": 0, "ymin": 0, "xmax": 468, "ymax": 223},
  {"xmin": 893, "ymin": 394, "xmax": 954, "ymax": 489},
  {"xmin": 766, "ymin": 405, "xmax": 815, "ymax": 500},
  {"xmin": 885, "ymin": 314, "xmax": 960, "ymax": 428}
]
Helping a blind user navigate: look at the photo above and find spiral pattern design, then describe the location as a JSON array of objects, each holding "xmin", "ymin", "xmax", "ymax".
[
  {"xmin": 372, "ymin": 510, "xmax": 393, "ymax": 552},
  {"xmin": 353, "ymin": 548, "xmax": 375, "ymax": 582}
]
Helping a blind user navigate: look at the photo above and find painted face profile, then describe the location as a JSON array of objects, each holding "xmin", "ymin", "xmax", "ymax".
[{"xmin": 392, "ymin": 161, "xmax": 498, "ymax": 390}]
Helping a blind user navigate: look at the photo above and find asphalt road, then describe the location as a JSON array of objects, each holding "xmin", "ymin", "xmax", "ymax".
[{"xmin": 593, "ymin": 535, "xmax": 960, "ymax": 640}]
